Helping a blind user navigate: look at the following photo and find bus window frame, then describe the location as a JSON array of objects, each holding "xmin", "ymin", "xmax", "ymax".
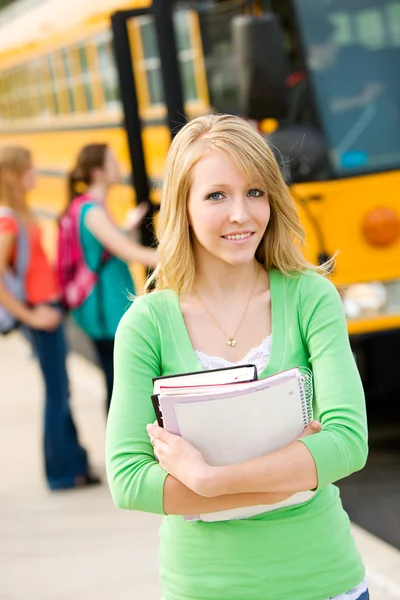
[{"xmin": 94, "ymin": 29, "xmax": 121, "ymax": 112}]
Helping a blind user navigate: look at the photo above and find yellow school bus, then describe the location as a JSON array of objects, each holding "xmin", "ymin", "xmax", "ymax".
[
  {"xmin": 0, "ymin": 0, "xmax": 208, "ymax": 254},
  {"xmin": 1, "ymin": 0, "xmax": 400, "ymax": 394}
]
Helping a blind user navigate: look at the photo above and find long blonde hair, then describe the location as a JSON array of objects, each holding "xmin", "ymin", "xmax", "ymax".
[
  {"xmin": 147, "ymin": 114, "xmax": 328, "ymax": 295},
  {"xmin": 0, "ymin": 145, "xmax": 32, "ymax": 211}
]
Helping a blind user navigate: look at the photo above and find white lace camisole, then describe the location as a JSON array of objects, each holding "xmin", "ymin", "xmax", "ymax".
[{"xmin": 195, "ymin": 334, "xmax": 272, "ymax": 374}]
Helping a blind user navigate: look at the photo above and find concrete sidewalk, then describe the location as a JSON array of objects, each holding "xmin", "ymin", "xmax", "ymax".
[{"xmin": 1, "ymin": 332, "xmax": 400, "ymax": 600}]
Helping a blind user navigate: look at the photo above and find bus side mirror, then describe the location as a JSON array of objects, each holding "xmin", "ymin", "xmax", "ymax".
[{"xmin": 232, "ymin": 14, "xmax": 289, "ymax": 120}]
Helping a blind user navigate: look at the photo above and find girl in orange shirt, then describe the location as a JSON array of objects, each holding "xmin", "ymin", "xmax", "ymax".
[{"xmin": 0, "ymin": 145, "xmax": 98, "ymax": 490}]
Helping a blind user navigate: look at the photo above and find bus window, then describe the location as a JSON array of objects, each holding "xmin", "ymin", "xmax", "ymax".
[
  {"xmin": 22, "ymin": 65, "xmax": 35, "ymax": 118},
  {"xmin": 0, "ymin": 75, "xmax": 9, "ymax": 120},
  {"xmin": 78, "ymin": 45, "xmax": 94, "ymax": 112},
  {"xmin": 61, "ymin": 48, "xmax": 76, "ymax": 113},
  {"xmin": 49, "ymin": 51, "xmax": 72, "ymax": 114},
  {"xmin": 1, "ymin": 58, "xmax": 53, "ymax": 120},
  {"xmin": 85, "ymin": 38, "xmax": 105, "ymax": 111},
  {"xmin": 138, "ymin": 15, "xmax": 165, "ymax": 107},
  {"xmin": 67, "ymin": 46, "xmax": 88, "ymax": 113},
  {"xmin": 24, "ymin": 63, "xmax": 35, "ymax": 117},
  {"xmin": 133, "ymin": 10, "xmax": 204, "ymax": 114},
  {"xmin": 196, "ymin": 2, "xmax": 245, "ymax": 114},
  {"xmin": 46, "ymin": 55, "xmax": 60, "ymax": 115},
  {"xmin": 31, "ymin": 60, "xmax": 46, "ymax": 117},
  {"xmin": 11, "ymin": 67, "xmax": 21, "ymax": 118},
  {"xmin": 293, "ymin": 0, "xmax": 400, "ymax": 176},
  {"xmin": 356, "ymin": 10, "xmax": 386, "ymax": 49},
  {"xmin": 173, "ymin": 10, "xmax": 198, "ymax": 103},
  {"xmin": 95, "ymin": 31, "xmax": 121, "ymax": 111},
  {"xmin": 387, "ymin": 2, "xmax": 400, "ymax": 45},
  {"xmin": 16, "ymin": 67, "xmax": 30, "ymax": 118},
  {"xmin": 4, "ymin": 73, "xmax": 14, "ymax": 119},
  {"xmin": 37, "ymin": 56, "xmax": 57, "ymax": 116}
]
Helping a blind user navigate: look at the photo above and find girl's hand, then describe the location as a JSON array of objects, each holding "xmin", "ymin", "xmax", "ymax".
[
  {"xmin": 140, "ymin": 245, "xmax": 158, "ymax": 268},
  {"xmin": 124, "ymin": 203, "xmax": 149, "ymax": 232},
  {"xmin": 147, "ymin": 423, "xmax": 214, "ymax": 497},
  {"xmin": 27, "ymin": 305, "xmax": 62, "ymax": 331},
  {"xmin": 298, "ymin": 420, "xmax": 321, "ymax": 439},
  {"xmin": 147, "ymin": 420, "xmax": 322, "ymax": 499}
]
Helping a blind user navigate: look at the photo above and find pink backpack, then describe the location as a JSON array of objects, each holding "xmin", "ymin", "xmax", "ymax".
[{"xmin": 56, "ymin": 195, "xmax": 102, "ymax": 310}]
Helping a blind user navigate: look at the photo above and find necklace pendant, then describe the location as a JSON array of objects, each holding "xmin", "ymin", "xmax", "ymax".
[{"xmin": 227, "ymin": 338, "xmax": 237, "ymax": 347}]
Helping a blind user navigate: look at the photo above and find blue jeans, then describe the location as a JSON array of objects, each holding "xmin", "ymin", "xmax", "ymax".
[
  {"xmin": 29, "ymin": 321, "xmax": 88, "ymax": 489},
  {"xmin": 330, "ymin": 590, "xmax": 369, "ymax": 599}
]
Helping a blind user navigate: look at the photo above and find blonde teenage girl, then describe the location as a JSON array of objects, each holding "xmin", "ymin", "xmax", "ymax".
[
  {"xmin": 106, "ymin": 116, "xmax": 369, "ymax": 600},
  {"xmin": 0, "ymin": 145, "xmax": 98, "ymax": 490}
]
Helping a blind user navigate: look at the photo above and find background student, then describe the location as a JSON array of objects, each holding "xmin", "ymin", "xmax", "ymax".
[
  {"xmin": 0, "ymin": 144, "xmax": 98, "ymax": 490},
  {"xmin": 66, "ymin": 143, "xmax": 157, "ymax": 413}
]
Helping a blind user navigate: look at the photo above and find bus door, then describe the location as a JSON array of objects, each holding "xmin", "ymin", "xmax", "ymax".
[{"xmin": 111, "ymin": 0, "xmax": 210, "ymax": 247}]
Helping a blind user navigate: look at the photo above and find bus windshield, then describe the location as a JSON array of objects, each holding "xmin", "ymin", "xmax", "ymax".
[{"xmin": 293, "ymin": 0, "xmax": 400, "ymax": 176}]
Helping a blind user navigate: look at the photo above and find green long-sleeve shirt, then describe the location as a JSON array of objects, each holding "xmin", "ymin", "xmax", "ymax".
[{"xmin": 106, "ymin": 268, "xmax": 368, "ymax": 600}]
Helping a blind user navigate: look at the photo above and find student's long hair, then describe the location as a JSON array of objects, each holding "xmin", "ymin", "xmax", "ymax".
[
  {"xmin": 67, "ymin": 143, "xmax": 108, "ymax": 204},
  {"xmin": 0, "ymin": 145, "xmax": 32, "ymax": 211},
  {"xmin": 146, "ymin": 114, "xmax": 330, "ymax": 295}
]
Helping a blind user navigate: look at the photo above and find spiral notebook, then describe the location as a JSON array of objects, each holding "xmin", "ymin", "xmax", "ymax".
[
  {"xmin": 152, "ymin": 363, "xmax": 257, "ymax": 426},
  {"xmin": 154, "ymin": 367, "xmax": 315, "ymax": 522}
]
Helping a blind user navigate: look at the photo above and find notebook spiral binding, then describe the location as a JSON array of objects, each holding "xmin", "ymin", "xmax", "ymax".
[{"xmin": 298, "ymin": 367, "xmax": 314, "ymax": 427}]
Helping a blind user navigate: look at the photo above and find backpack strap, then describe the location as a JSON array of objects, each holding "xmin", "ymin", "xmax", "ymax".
[{"xmin": 0, "ymin": 207, "xmax": 29, "ymax": 287}]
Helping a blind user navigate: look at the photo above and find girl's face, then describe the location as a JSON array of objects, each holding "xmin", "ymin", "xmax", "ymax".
[
  {"xmin": 91, "ymin": 148, "xmax": 121, "ymax": 188},
  {"xmin": 187, "ymin": 149, "xmax": 270, "ymax": 268},
  {"xmin": 21, "ymin": 165, "xmax": 36, "ymax": 192},
  {"xmin": 2, "ymin": 165, "xmax": 35, "ymax": 199},
  {"xmin": 103, "ymin": 148, "xmax": 121, "ymax": 186}
]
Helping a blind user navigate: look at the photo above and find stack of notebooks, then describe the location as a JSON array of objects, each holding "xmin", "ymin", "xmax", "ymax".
[{"xmin": 151, "ymin": 364, "xmax": 315, "ymax": 522}]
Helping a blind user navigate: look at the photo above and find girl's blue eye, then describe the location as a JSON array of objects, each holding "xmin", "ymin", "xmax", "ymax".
[
  {"xmin": 248, "ymin": 189, "xmax": 263, "ymax": 197},
  {"xmin": 206, "ymin": 192, "xmax": 224, "ymax": 201}
]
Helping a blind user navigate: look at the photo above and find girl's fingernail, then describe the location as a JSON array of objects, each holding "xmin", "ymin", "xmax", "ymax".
[{"xmin": 147, "ymin": 424, "xmax": 155, "ymax": 432}]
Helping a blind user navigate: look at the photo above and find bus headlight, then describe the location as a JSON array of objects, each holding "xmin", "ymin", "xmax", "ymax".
[
  {"xmin": 342, "ymin": 282, "xmax": 388, "ymax": 319},
  {"xmin": 341, "ymin": 280, "xmax": 400, "ymax": 319}
]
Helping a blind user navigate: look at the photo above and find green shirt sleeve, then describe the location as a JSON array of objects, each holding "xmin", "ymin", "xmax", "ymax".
[
  {"xmin": 297, "ymin": 273, "xmax": 368, "ymax": 490},
  {"xmin": 105, "ymin": 296, "xmax": 168, "ymax": 514}
]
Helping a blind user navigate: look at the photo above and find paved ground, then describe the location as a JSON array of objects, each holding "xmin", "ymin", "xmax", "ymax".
[{"xmin": 2, "ymin": 332, "xmax": 400, "ymax": 600}]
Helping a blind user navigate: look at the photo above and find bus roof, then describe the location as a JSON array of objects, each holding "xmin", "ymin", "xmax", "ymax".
[{"xmin": 0, "ymin": 0, "xmax": 148, "ymax": 54}]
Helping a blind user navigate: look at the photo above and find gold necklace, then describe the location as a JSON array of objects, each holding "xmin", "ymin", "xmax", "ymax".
[{"xmin": 194, "ymin": 264, "xmax": 260, "ymax": 347}]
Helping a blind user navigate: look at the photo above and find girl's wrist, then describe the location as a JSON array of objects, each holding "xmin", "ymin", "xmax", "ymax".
[
  {"xmin": 191, "ymin": 465, "xmax": 225, "ymax": 498},
  {"xmin": 18, "ymin": 305, "xmax": 34, "ymax": 327}
]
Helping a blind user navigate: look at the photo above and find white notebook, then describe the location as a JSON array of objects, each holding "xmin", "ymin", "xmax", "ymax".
[{"xmin": 156, "ymin": 367, "xmax": 315, "ymax": 522}]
